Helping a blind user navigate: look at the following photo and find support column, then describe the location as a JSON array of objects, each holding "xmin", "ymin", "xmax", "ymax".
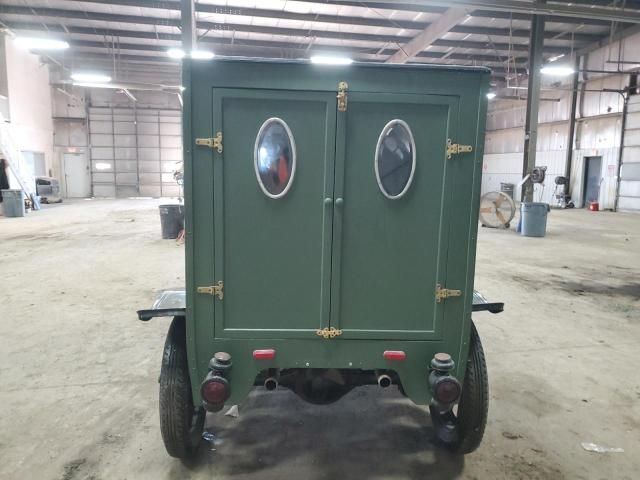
[
  {"xmin": 181, "ymin": 0, "xmax": 196, "ymax": 53},
  {"xmin": 564, "ymin": 56, "xmax": 581, "ymax": 182},
  {"xmin": 521, "ymin": 10, "xmax": 545, "ymax": 203}
]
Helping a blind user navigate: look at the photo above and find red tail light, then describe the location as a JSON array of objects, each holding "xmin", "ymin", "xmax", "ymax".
[
  {"xmin": 253, "ymin": 349, "xmax": 276, "ymax": 360},
  {"xmin": 433, "ymin": 377, "xmax": 462, "ymax": 404},
  {"xmin": 383, "ymin": 350, "xmax": 407, "ymax": 361},
  {"xmin": 201, "ymin": 377, "xmax": 230, "ymax": 405}
]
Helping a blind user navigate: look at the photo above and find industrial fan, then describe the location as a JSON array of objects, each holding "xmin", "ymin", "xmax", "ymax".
[{"xmin": 479, "ymin": 191, "xmax": 516, "ymax": 229}]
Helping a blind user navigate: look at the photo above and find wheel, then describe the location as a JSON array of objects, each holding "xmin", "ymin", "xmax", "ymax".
[
  {"xmin": 429, "ymin": 321, "xmax": 488, "ymax": 454},
  {"xmin": 159, "ymin": 316, "xmax": 205, "ymax": 459}
]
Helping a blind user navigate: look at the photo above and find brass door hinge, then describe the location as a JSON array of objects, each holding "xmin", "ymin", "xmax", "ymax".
[
  {"xmin": 337, "ymin": 81, "xmax": 348, "ymax": 112},
  {"xmin": 446, "ymin": 139, "xmax": 473, "ymax": 159},
  {"xmin": 435, "ymin": 284, "xmax": 462, "ymax": 303},
  {"xmin": 316, "ymin": 327, "xmax": 343, "ymax": 339},
  {"xmin": 196, "ymin": 132, "xmax": 223, "ymax": 153},
  {"xmin": 197, "ymin": 281, "xmax": 224, "ymax": 300}
]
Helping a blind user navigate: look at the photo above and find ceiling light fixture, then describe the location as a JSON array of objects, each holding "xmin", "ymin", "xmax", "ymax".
[
  {"xmin": 167, "ymin": 48, "xmax": 186, "ymax": 59},
  {"xmin": 547, "ymin": 53, "xmax": 566, "ymax": 63},
  {"xmin": 71, "ymin": 72, "xmax": 111, "ymax": 83},
  {"xmin": 190, "ymin": 50, "xmax": 215, "ymax": 60},
  {"xmin": 72, "ymin": 82, "xmax": 116, "ymax": 89},
  {"xmin": 540, "ymin": 65, "xmax": 575, "ymax": 76},
  {"xmin": 310, "ymin": 55, "xmax": 353, "ymax": 65},
  {"xmin": 14, "ymin": 37, "xmax": 69, "ymax": 50}
]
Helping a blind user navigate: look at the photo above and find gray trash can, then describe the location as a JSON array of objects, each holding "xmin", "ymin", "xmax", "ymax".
[
  {"xmin": 159, "ymin": 204, "xmax": 184, "ymax": 239},
  {"xmin": 520, "ymin": 202, "xmax": 549, "ymax": 237},
  {"xmin": 500, "ymin": 182, "xmax": 515, "ymax": 199},
  {"xmin": 1, "ymin": 189, "xmax": 26, "ymax": 217}
]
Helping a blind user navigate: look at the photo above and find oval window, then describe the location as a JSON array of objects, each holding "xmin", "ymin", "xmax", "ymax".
[
  {"xmin": 374, "ymin": 119, "xmax": 416, "ymax": 199},
  {"xmin": 254, "ymin": 118, "xmax": 296, "ymax": 198}
]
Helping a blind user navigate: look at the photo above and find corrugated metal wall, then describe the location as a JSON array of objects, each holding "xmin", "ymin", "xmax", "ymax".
[
  {"xmin": 619, "ymin": 95, "xmax": 640, "ymax": 211},
  {"xmin": 88, "ymin": 104, "xmax": 182, "ymax": 198},
  {"xmin": 483, "ymin": 31, "xmax": 639, "ymax": 211}
]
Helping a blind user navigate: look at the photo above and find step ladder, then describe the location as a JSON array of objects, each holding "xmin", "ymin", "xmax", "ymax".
[{"xmin": 0, "ymin": 111, "xmax": 37, "ymax": 205}]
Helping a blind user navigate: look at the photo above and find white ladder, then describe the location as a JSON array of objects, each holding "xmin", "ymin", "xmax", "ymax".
[{"xmin": 0, "ymin": 112, "xmax": 36, "ymax": 198}]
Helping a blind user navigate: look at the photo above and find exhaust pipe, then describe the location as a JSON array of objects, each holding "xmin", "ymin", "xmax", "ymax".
[
  {"xmin": 377, "ymin": 374, "xmax": 392, "ymax": 388},
  {"xmin": 264, "ymin": 377, "xmax": 279, "ymax": 391}
]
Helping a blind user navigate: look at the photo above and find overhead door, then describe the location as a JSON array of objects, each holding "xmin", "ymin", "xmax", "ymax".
[{"xmin": 88, "ymin": 107, "xmax": 182, "ymax": 197}]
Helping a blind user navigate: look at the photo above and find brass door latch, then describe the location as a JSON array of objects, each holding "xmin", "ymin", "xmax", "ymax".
[
  {"xmin": 446, "ymin": 139, "xmax": 473, "ymax": 159},
  {"xmin": 337, "ymin": 81, "xmax": 348, "ymax": 112},
  {"xmin": 197, "ymin": 281, "xmax": 224, "ymax": 300},
  {"xmin": 316, "ymin": 327, "xmax": 343, "ymax": 339},
  {"xmin": 196, "ymin": 131, "xmax": 223, "ymax": 153},
  {"xmin": 435, "ymin": 284, "xmax": 462, "ymax": 303}
]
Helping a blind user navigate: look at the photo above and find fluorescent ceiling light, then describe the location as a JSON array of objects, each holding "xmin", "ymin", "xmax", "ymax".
[
  {"xmin": 191, "ymin": 50, "xmax": 215, "ymax": 60},
  {"xmin": 71, "ymin": 72, "xmax": 111, "ymax": 83},
  {"xmin": 72, "ymin": 82, "xmax": 115, "ymax": 89},
  {"xmin": 540, "ymin": 65, "xmax": 575, "ymax": 76},
  {"xmin": 167, "ymin": 48, "xmax": 186, "ymax": 59},
  {"xmin": 310, "ymin": 55, "xmax": 353, "ymax": 65},
  {"xmin": 547, "ymin": 53, "xmax": 566, "ymax": 63},
  {"xmin": 486, "ymin": 92, "xmax": 497, "ymax": 99},
  {"xmin": 14, "ymin": 37, "xmax": 69, "ymax": 50}
]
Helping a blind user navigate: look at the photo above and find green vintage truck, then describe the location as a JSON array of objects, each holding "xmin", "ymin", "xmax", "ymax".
[{"xmin": 138, "ymin": 59, "xmax": 503, "ymax": 459}]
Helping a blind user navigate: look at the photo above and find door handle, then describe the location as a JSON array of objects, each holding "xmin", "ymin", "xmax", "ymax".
[
  {"xmin": 324, "ymin": 197, "xmax": 333, "ymax": 206},
  {"xmin": 335, "ymin": 197, "xmax": 344, "ymax": 207}
]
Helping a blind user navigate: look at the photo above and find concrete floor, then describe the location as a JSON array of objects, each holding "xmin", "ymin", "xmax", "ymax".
[{"xmin": 1, "ymin": 199, "xmax": 638, "ymax": 480}]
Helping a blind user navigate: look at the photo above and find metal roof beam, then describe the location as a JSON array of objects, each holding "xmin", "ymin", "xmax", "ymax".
[
  {"xmin": 0, "ymin": 12, "xmax": 601, "ymax": 45},
  {"xmin": 386, "ymin": 8, "xmax": 470, "ymax": 63},
  {"xmin": 313, "ymin": 0, "xmax": 640, "ymax": 24},
  {"xmin": 324, "ymin": 1, "xmax": 627, "ymax": 26},
  {"xmin": 50, "ymin": 1, "xmax": 434, "ymax": 30},
  {"xmin": 3, "ymin": 20, "xmax": 576, "ymax": 61},
  {"xmin": 64, "ymin": 38, "xmax": 529, "ymax": 65},
  {"xmin": 0, "ymin": 4, "xmax": 612, "ymax": 40}
]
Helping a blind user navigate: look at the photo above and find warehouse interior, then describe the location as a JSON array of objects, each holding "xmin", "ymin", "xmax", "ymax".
[{"xmin": 1, "ymin": 1, "xmax": 639, "ymax": 479}]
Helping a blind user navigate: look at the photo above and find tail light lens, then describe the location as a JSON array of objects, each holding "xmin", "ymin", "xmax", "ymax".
[
  {"xmin": 383, "ymin": 350, "xmax": 407, "ymax": 361},
  {"xmin": 433, "ymin": 377, "xmax": 462, "ymax": 405},
  {"xmin": 253, "ymin": 349, "xmax": 276, "ymax": 360},
  {"xmin": 201, "ymin": 376, "xmax": 230, "ymax": 407}
]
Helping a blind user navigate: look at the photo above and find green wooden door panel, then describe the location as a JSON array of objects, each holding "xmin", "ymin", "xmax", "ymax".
[
  {"xmin": 212, "ymin": 89, "xmax": 336, "ymax": 338},
  {"xmin": 331, "ymin": 93, "xmax": 459, "ymax": 340}
]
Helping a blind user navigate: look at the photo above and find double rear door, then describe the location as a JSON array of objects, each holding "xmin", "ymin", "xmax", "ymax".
[{"xmin": 204, "ymin": 86, "xmax": 460, "ymax": 340}]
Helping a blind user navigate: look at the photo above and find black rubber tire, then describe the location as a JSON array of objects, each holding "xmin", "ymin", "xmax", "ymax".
[
  {"xmin": 430, "ymin": 321, "xmax": 489, "ymax": 454},
  {"xmin": 159, "ymin": 316, "xmax": 205, "ymax": 459}
]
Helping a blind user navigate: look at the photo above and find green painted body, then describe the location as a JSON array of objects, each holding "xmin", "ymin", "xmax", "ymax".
[{"xmin": 182, "ymin": 59, "xmax": 490, "ymax": 407}]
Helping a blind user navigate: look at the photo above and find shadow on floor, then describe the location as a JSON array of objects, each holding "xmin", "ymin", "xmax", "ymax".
[{"xmin": 175, "ymin": 386, "xmax": 464, "ymax": 479}]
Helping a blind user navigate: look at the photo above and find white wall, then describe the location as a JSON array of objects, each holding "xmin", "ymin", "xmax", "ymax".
[{"xmin": 2, "ymin": 35, "xmax": 54, "ymax": 183}]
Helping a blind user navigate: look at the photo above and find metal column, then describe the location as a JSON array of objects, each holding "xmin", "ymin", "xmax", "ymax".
[
  {"xmin": 181, "ymin": 0, "xmax": 196, "ymax": 53},
  {"xmin": 521, "ymin": 10, "xmax": 545, "ymax": 203},
  {"xmin": 564, "ymin": 56, "xmax": 581, "ymax": 182}
]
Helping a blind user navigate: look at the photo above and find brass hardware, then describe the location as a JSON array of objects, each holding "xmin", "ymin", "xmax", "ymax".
[
  {"xmin": 337, "ymin": 81, "xmax": 348, "ymax": 112},
  {"xmin": 196, "ymin": 131, "xmax": 223, "ymax": 153},
  {"xmin": 316, "ymin": 327, "xmax": 343, "ymax": 339},
  {"xmin": 197, "ymin": 281, "xmax": 224, "ymax": 300},
  {"xmin": 435, "ymin": 284, "xmax": 462, "ymax": 303},
  {"xmin": 446, "ymin": 139, "xmax": 473, "ymax": 159}
]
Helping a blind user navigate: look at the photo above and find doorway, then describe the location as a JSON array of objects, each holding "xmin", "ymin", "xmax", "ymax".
[
  {"xmin": 583, "ymin": 156, "xmax": 602, "ymax": 207},
  {"xmin": 63, "ymin": 152, "xmax": 91, "ymax": 198}
]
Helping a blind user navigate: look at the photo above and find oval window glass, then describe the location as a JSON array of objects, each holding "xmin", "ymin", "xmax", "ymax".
[
  {"xmin": 375, "ymin": 119, "xmax": 416, "ymax": 199},
  {"xmin": 254, "ymin": 118, "xmax": 296, "ymax": 198}
]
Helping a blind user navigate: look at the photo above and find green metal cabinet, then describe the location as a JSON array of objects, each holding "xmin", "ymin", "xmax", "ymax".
[{"xmin": 154, "ymin": 59, "xmax": 492, "ymax": 458}]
